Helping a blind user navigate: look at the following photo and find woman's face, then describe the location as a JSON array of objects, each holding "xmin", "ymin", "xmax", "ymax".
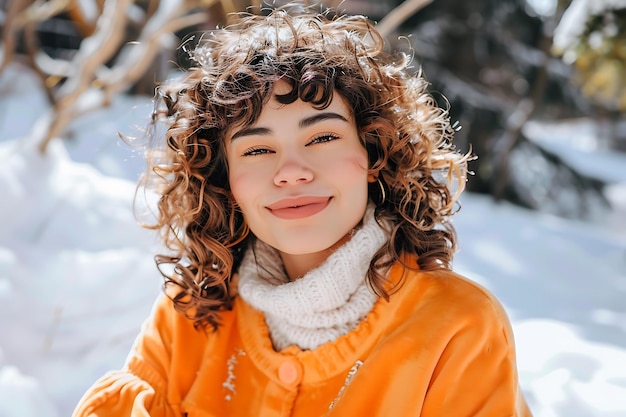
[{"xmin": 226, "ymin": 82, "xmax": 370, "ymax": 276}]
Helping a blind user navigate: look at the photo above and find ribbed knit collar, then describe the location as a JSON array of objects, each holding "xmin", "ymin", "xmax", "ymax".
[{"xmin": 237, "ymin": 205, "xmax": 389, "ymax": 351}]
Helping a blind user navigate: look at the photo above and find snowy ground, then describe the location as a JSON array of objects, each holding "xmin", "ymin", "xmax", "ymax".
[{"xmin": 1, "ymin": 63, "xmax": 626, "ymax": 417}]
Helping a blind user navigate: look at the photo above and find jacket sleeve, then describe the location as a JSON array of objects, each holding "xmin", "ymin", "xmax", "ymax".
[
  {"xmin": 72, "ymin": 295, "xmax": 178, "ymax": 417},
  {"xmin": 421, "ymin": 290, "xmax": 532, "ymax": 417}
]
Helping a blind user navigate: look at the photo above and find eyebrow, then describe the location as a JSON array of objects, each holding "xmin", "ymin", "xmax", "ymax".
[{"xmin": 230, "ymin": 112, "xmax": 349, "ymax": 141}]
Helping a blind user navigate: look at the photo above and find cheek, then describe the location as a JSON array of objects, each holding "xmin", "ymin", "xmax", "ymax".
[
  {"xmin": 228, "ymin": 170, "xmax": 252, "ymax": 209},
  {"xmin": 341, "ymin": 150, "xmax": 369, "ymax": 179},
  {"xmin": 353, "ymin": 151, "xmax": 369, "ymax": 170}
]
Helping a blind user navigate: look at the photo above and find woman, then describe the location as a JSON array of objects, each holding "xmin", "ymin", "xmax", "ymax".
[{"xmin": 73, "ymin": 6, "xmax": 532, "ymax": 416}]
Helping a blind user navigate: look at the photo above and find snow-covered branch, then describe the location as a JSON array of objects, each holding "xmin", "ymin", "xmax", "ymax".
[
  {"xmin": 376, "ymin": 0, "xmax": 433, "ymax": 38},
  {"xmin": 0, "ymin": 0, "xmax": 228, "ymax": 152},
  {"xmin": 552, "ymin": 0, "xmax": 626, "ymax": 111}
]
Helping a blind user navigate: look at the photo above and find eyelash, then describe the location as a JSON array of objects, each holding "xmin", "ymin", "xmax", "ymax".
[
  {"xmin": 241, "ymin": 133, "xmax": 340, "ymax": 156},
  {"xmin": 242, "ymin": 147, "xmax": 271, "ymax": 156},
  {"xmin": 306, "ymin": 133, "xmax": 340, "ymax": 146}
]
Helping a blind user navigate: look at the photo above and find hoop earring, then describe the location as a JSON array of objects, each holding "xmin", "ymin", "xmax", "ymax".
[{"xmin": 376, "ymin": 178, "xmax": 386, "ymax": 206}]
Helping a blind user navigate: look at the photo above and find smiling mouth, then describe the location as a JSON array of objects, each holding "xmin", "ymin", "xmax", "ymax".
[{"xmin": 267, "ymin": 197, "xmax": 331, "ymax": 220}]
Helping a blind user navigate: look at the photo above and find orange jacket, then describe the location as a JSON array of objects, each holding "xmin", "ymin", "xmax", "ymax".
[{"xmin": 73, "ymin": 260, "xmax": 532, "ymax": 416}]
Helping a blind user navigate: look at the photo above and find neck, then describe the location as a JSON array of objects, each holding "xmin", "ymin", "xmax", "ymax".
[{"xmin": 236, "ymin": 204, "xmax": 389, "ymax": 351}]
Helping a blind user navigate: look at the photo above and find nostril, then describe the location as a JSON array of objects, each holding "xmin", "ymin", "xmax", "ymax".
[{"xmin": 274, "ymin": 165, "xmax": 314, "ymax": 185}]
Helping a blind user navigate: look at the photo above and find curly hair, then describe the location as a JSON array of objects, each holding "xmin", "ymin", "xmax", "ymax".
[{"xmin": 139, "ymin": 7, "xmax": 470, "ymax": 331}]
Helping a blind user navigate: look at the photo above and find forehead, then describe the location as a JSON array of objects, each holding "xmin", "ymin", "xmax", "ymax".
[
  {"xmin": 227, "ymin": 81, "xmax": 354, "ymax": 139},
  {"xmin": 264, "ymin": 81, "xmax": 352, "ymax": 116}
]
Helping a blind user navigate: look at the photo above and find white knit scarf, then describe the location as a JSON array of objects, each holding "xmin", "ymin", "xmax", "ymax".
[{"xmin": 237, "ymin": 205, "xmax": 389, "ymax": 351}]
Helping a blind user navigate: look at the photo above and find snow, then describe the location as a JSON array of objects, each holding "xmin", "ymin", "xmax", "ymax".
[
  {"xmin": 552, "ymin": 0, "xmax": 626, "ymax": 55},
  {"xmin": 1, "ymin": 62, "xmax": 626, "ymax": 416},
  {"xmin": 525, "ymin": 0, "xmax": 558, "ymax": 17}
]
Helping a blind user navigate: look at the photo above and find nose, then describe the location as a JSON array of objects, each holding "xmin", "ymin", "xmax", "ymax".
[{"xmin": 273, "ymin": 153, "xmax": 314, "ymax": 186}]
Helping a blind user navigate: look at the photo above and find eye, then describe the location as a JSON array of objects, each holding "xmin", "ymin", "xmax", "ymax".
[
  {"xmin": 306, "ymin": 133, "xmax": 340, "ymax": 146},
  {"xmin": 242, "ymin": 146, "xmax": 273, "ymax": 156}
]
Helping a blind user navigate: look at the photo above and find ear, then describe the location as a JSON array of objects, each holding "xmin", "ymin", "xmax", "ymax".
[{"xmin": 367, "ymin": 173, "xmax": 377, "ymax": 183}]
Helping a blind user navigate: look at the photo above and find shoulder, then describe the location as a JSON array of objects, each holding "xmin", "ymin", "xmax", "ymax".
[
  {"xmin": 139, "ymin": 292, "xmax": 239, "ymax": 351},
  {"xmin": 420, "ymin": 269, "xmax": 505, "ymax": 311},
  {"xmin": 388, "ymin": 263, "xmax": 515, "ymax": 341}
]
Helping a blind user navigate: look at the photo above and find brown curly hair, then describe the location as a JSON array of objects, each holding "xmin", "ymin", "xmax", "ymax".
[{"xmin": 139, "ymin": 7, "xmax": 470, "ymax": 331}]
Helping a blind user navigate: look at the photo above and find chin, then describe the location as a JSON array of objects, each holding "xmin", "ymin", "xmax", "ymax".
[{"xmin": 278, "ymin": 235, "xmax": 350, "ymax": 256}]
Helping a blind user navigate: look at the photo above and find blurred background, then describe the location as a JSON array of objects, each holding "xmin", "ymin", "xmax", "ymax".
[
  {"xmin": 3, "ymin": 0, "xmax": 626, "ymax": 219},
  {"xmin": 1, "ymin": 0, "xmax": 625, "ymax": 416}
]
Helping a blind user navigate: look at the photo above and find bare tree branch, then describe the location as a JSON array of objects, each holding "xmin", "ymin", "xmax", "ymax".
[
  {"xmin": 2, "ymin": 0, "xmax": 86, "ymax": 93},
  {"xmin": 66, "ymin": 0, "xmax": 102, "ymax": 36},
  {"xmin": 22, "ymin": 14, "xmax": 58, "ymax": 104},
  {"xmin": 0, "ymin": 0, "xmax": 235, "ymax": 152},
  {"xmin": 376, "ymin": 0, "xmax": 433, "ymax": 38},
  {"xmin": 54, "ymin": 0, "xmax": 134, "ymax": 104},
  {"xmin": 13, "ymin": 0, "xmax": 71, "ymax": 26},
  {"xmin": 39, "ymin": 0, "xmax": 134, "ymax": 151},
  {"xmin": 99, "ymin": 7, "xmax": 211, "ymax": 100},
  {"xmin": 0, "ymin": 0, "xmax": 33, "ymax": 75},
  {"xmin": 38, "ymin": 0, "xmax": 217, "ymax": 152}
]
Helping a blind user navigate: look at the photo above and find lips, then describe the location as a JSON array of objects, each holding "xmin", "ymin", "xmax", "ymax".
[{"xmin": 266, "ymin": 196, "xmax": 331, "ymax": 220}]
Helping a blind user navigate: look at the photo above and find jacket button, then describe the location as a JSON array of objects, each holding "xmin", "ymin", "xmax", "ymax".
[{"xmin": 278, "ymin": 361, "xmax": 300, "ymax": 385}]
